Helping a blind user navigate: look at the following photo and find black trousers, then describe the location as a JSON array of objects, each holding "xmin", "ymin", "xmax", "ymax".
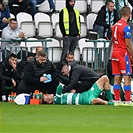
[{"xmin": 17, "ymin": 78, "xmax": 59, "ymax": 95}]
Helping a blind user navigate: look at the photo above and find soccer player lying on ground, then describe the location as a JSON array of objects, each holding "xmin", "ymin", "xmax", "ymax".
[{"xmin": 42, "ymin": 75, "xmax": 114, "ymax": 105}]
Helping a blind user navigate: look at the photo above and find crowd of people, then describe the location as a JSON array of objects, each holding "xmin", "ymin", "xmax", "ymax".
[{"xmin": 0, "ymin": 0, "xmax": 133, "ymax": 106}]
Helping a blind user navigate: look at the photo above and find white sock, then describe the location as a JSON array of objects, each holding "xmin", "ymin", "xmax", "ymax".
[{"xmin": 2, "ymin": 95, "xmax": 6, "ymax": 102}]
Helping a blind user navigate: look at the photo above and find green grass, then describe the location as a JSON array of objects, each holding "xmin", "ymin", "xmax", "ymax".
[{"xmin": 0, "ymin": 102, "xmax": 133, "ymax": 133}]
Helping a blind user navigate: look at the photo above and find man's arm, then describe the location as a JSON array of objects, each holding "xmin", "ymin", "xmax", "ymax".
[
  {"xmin": 54, "ymin": 85, "xmax": 63, "ymax": 104},
  {"xmin": 125, "ymin": 38, "xmax": 133, "ymax": 57}
]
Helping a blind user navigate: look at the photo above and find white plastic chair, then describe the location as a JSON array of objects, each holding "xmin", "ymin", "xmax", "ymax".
[
  {"xmin": 91, "ymin": 0, "xmax": 105, "ymax": 13},
  {"xmin": 10, "ymin": 13, "xmax": 15, "ymax": 18},
  {"xmin": 80, "ymin": 22, "xmax": 87, "ymax": 38},
  {"xmin": 54, "ymin": 22, "xmax": 62, "ymax": 38},
  {"xmin": 75, "ymin": 0, "xmax": 87, "ymax": 14},
  {"xmin": 47, "ymin": 47, "xmax": 62, "ymax": 63},
  {"xmin": 16, "ymin": 12, "xmax": 33, "ymax": 28},
  {"xmin": 51, "ymin": 13, "xmax": 59, "ymax": 29},
  {"xmin": 34, "ymin": 12, "xmax": 51, "ymax": 28},
  {"xmin": 38, "ymin": 0, "xmax": 50, "ymax": 13},
  {"xmin": 74, "ymin": 47, "xmax": 80, "ymax": 61},
  {"xmin": 78, "ymin": 38, "xmax": 94, "ymax": 54},
  {"xmin": 26, "ymin": 38, "xmax": 42, "ymax": 53},
  {"xmin": 55, "ymin": 0, "xmax": 65, "ymax": 11},
  {"xmin": 45, "ymin": 38, "xmax": 60, "ymax": 48}
]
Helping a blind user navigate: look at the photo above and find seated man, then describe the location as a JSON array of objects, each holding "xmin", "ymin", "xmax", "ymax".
[
  {"xmin": 17, "ymin": 50, "xmax": 59, "ymax": 95},
  {"xmin": 0, "ymin": 0, "xmax": 10, "ymax": 30},
  {"xmin": 29, "ymin": 0, "xmax": 58, "ymax": 18},
  {"xmin": 0, "ymin": 53, "xmax": 20, "ymax": 102},
  {"xmin": 93, "ymin": 0, "xmax": 119, "ymax": 39},
  {"xmin": 42, "ymin": 75, "xmax": 114, "ymax": 105},
  {"xmin": 8, "ymin": 0, "xmax": 29, "ymax": 16},
  {"xmin": 1, "ymin": 18, "xmax": 27, "ymax": 60}
]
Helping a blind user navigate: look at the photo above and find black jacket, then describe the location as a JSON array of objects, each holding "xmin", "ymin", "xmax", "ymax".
[
  {"xmin": 94, "ymin": 5, "xmax": 119, "ymax": 29},
  {"xmin": 59, "ymin": 0, "xmax": 80, "ymax": 36},
  {"xmin": 63, "ymin": 62, "xmax": 99, "ymax": 93},
  {"xmin": 0, "ymin": 58, "xmax": 20, "ymax": 82}
]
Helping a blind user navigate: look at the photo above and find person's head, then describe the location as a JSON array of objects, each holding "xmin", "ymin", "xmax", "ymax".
[
  {"xmin": 8, "ymin": 53, "xmax": 17, "ymax": 65},
  {"xmin": 65, "ymin": 52, "xmax": 74, "ymax": 63},
  {"xmin": 59, "ymin": 61, "xmax": 70, "ymax": 76},
  {"xmin": 106, "ymin": 0, "xmax": 115, "ymax": 12},
  {"xmin": 26, "ymin": 52, "xmax": 34, "ymax": 61},
  {"xmin": 35, "ymin": 46, "xmax": 44, "ymax": 54},
  {"xmin": 66, "ymin": 0, "xmax": 75, "ymax": 9},
  {"xmin": 42, "ymin": 94, "xmax": 54, "ymax": 104},
  {"xmin": 0, "ymin": 0, "xmax": 8, "ymax": 10},
  {"xmin": 36, "ymin": 50, "xmax": 47, "ymax": 67},
  {"xmin": 120, "ymin": 6, "xmax": 131, "ymax": 21},
  {"xmin": 9, "ymin": 18, "xmax": 18, "ymax": 30}
]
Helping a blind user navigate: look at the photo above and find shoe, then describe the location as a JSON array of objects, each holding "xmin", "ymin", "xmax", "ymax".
[
  {"xmin": 114, "ymin": 101, "xmax": 124, "ymax": 106},
  {"xmin": 123, "ymin": 101, "xmax": 133, "ymax": 106},
  {"xmin": 2, "ymin": 95, "xmax": 6, "ymax": 102},
  {"xmin": 50, "ymin": 9, "xmax": 59, "ymax": 14}
]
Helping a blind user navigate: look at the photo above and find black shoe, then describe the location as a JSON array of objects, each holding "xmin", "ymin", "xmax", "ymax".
[{"xmin": 50, "ymin": 9, "xmax": 59, "ymax": 14}]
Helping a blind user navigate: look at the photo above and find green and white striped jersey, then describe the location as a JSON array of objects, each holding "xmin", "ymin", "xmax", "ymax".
[{"xmin": 54, "ymin": 84, "xmax": 101, "ymax": 105}]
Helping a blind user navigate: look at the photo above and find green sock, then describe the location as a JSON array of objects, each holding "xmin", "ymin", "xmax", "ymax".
[
  {"xmin": 108, "ymin": 101, "xmax": 114, "ymax": 105},
  {"xmin": 105, "ymin": 89, "xmax": 113, "ymax": 101}
]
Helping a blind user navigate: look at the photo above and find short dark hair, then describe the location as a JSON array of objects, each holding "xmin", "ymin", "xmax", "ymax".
[
  {"xmin": 105, "ymin": 0, "xmax": 114, "ymax": 6},
  {"xmin": 58, "ymin": 61, "xmax": 68, "ymax": 71},
  {"xmin": 36, "ymin": 50, "xmax": 46, "ymax": 57},
  {"xmin": 9, "ymin": 53, "xmax": 17, "ymax": 59},
  {"xmin": 9, "ymin": 18, "xmax": 17, "ymax": 22},
  {"xmin": 120, "ymin": 6, "xmax": 131, "ymax": 17}
]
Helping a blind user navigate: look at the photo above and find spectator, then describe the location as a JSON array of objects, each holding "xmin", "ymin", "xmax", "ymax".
[
  {"xmin": 1, "ymin": 18, "xmax": 27, "ymax": 60},
  {"xmin": 0, "ymin": 0, "xmax": 10, "ymax": 30},
  {"xmin": 35, "ymin": 46, "xmax": 44, "ymax": 55},
  {"xmin": 57, "ymin": 61, "xmax": 99, "ymax": 93},
  {"xmin": 128, "ymin": 0, "xmax": 133, "ymax": 20},
  {"xmin": 0, "ymin": 53, "xmax": 20, "ymax": 102},
  {"xmin": 59, "ymin": 0, "xmax": 81, "ymax": 61},
  {"xmin": 42, "ymin": 75, "xmax": 114, "ymax": 105},
  {"xmin": 17, "ymin": 52, "xmax": 34, "ymax": 78},
  {"xmin": 29, "ymin": 0, "xmax": 58, "ymax": 18},
  {"xmin": 93, "ymin": 0, "xmax": 119, "ymax": 39},
  {"xmin": 17, "ymin": 50, "xmax": 59, "ymax": 95},
  {"xmin": 112, "ymin": 6, "xmax": 133, "ymax": 106},
  {"xmin": 8, "ymin": 0, "xmax": 29, "ymax": 16}
]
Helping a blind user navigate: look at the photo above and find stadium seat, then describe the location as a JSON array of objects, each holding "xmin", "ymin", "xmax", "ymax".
[
  {"xmin": 45, "ymin": 38, "xmax": 60, "ymax": 48},
  {"xmin": 55, "ymin": 0, "xmax": 65, "ymax": 11},
  {"xmin": 38, "ymin": 0, "xmax": 50, "ymax": 13},
  {"xmin": 16, "ymin": 12, "xmax": 33, "ymax": 28},
  {"xmin": 10, "ymin": 13, "xmax": 15, "ymax": 18},
  {"xmin": 51, "ymin": 13, "xmax": 59, "ymax": 29},
  {"xmin": 91, "ymin": 0, "xmax": 105, "ymax": 13},
  {"xmin": 34, "ymin": 13, "xmax": 51, "ymax": 28},
  {"xmin": 54, "ymin": 22, "xmax": 62, "ymax": 38},
  {"xmin": 26, "ymin": 38, "xmax": 42, "ymax": 53},
  {"xmin": 80, "ymin": 22, "xmax": 87, "ymax": 38},
  {"xmin": 75, "ymin": 0, "xmax": 87, "ymax": 14},
  {"xmin": 47, "ymin": 47, "xmax": 62, "ymax": 63},
  {"xmin": 74, "ymin": 47, "xmax": 80, "ymax": 62}
]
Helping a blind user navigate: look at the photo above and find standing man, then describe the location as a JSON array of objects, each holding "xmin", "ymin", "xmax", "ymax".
[
  {"xmin": 17, "ymin": 50, "xmax": 59, "ymax": 95},
  {"xmin": 0, "ymin": 0, "xmax": 10, "ymax": 30},
  {"xmin": 112, "ymin": 6, "xmax": 133, "ymax": 105},
  {"xmin": 59, "ymin": 0, "xmax": 81, "ymax": 61},
  {"xmin": 93, "ymin": 0, "xmax": 119, "ymax": 39}
]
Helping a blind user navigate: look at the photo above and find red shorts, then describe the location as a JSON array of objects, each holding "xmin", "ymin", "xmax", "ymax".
[{"xmin": 112, "ymin": 51, "xmax": 132, "ymax": 75}]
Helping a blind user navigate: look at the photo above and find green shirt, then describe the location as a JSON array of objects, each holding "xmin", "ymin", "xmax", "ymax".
[{"xmin": 54, "ymin": 84, "xmax": 101, "ymax": 105}]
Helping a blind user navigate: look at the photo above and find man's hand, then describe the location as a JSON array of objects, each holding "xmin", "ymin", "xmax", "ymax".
[
  {"xmin": 70, "ymin": 89, "xmax": 76, "ymax": 93},
  {"xmin": 2, "ymin": 18, "xmax": 9, "ymax": 23},
  {"xmin": 19, "ymin": 32, "xmax": 25, "ymax": 38},
  {"xmin": 40, "ymin": 76, "xmax": 48, "ymax": 82},
  {"xmin": 12, "ymin": 79, "xmax": 16, "ymax": 87},
  {"xmin": 10, "ymin": 62, "xmax": 17, "ymax": 70}
]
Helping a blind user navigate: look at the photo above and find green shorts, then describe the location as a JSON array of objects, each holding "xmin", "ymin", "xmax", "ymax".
[{"xmin": 87, "ymin": 83, "xmax": 102, "ymax": 104}]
